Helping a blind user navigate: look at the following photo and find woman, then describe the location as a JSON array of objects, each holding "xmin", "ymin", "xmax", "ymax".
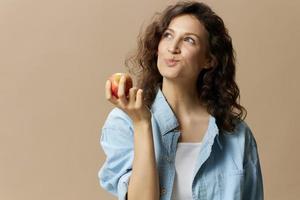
[{"xmin": 98, "ymin": 1, "xmax": 263, "ymax": 200}]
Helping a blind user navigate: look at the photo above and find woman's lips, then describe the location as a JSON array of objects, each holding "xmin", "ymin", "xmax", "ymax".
[{"xmin": 164, "ymin": 58, "xmax": 180, "ymax": 67}]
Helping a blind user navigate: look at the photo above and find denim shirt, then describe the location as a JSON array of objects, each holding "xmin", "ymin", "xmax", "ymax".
[{"xmin": 98, "ymin": 88, "xmax": 264, "ymax": 200}]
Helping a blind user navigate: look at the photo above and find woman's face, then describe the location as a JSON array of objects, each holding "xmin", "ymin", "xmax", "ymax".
[{"xmin": 157, "ymin": 14, "xmax": 210, "ymax": 81}]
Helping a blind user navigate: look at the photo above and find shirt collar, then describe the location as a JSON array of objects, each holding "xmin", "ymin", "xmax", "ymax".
[
  {"xmin": 150, "ymin": 88, "xmax": 179, "ymax": 135},
  {"xmin": 150, "ymin": 88, "xmax": 223, "ymax": 149}
]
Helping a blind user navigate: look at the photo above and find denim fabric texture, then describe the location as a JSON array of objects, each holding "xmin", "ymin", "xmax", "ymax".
[{"xmin": 98, "ymin": 88, "xmax": 264, "ymax": 200}]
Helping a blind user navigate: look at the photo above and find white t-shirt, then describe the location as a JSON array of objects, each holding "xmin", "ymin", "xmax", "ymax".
[{"xmin": 171, "ymin": 142, "xmax": 202, "ymax": 200}]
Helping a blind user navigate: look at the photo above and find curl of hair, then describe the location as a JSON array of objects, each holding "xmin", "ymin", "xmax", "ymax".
[{"xmin": 125, "ymin": 1, "xmax": 247, "ymax": 133}]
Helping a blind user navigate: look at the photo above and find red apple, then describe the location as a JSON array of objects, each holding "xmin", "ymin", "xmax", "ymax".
[{"xmin": 109, "ymin": 73, "xmax": 133, "ymax": 98}]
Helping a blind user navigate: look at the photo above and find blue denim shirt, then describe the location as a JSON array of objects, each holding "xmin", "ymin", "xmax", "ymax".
[{"xmin": 98, "ymin": 88, "xmax": 264, "ymax": 200}]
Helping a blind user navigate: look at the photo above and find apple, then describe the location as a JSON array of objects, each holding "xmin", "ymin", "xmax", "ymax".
[{"xmin": 109, "ymin": 73, "xmax": 133, "ymax": 98}]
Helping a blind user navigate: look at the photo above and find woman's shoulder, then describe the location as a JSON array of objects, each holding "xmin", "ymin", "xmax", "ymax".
[{"xmin": 222, "ymin": 119, "xmax": 257, "ymax": 148}]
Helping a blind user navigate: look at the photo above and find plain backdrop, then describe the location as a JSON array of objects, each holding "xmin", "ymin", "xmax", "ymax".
[{"xmin": 1, "ymin": 0, "xmax": 299, "ymax": 199}]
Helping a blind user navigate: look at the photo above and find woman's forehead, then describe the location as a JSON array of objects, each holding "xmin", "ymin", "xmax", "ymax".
[{"xmin": 167, "ymin": 15, "xmax": 205, "ymax": 35}]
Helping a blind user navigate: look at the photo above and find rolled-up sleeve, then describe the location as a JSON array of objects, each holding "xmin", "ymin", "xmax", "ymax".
[
  {"xmin": 98, "ymin": 108, "xmax": 134, "ymax": 200},
  {"xmin": 242, "ymin": 127, "xmax": 264, "ymax": 200}
]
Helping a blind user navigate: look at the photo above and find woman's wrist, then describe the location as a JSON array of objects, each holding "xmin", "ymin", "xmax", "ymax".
[
  {"xmin": 133, "ymin": 119, "xmax": 151, "ymax": 129},
  {"xmin": 133, "ymin": 119, "xmax": 153, "ymax": 142}
]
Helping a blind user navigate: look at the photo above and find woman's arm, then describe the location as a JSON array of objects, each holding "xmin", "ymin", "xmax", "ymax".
[
  {"xmin": 104, "ymin": 75, "xmax": 160, "ymax": 200},
  {"xmin": 242, "ymin": 126, "xmax": 264, "ymax": 200},
  {"xmin": 127, "ymin": 121, "xmax": 160, "ymax": 200}
]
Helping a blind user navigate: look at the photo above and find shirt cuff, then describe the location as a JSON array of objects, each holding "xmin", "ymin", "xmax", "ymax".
[{"xmin": 117, "ymin": 171, "xmax": 132, "ymax": 200}]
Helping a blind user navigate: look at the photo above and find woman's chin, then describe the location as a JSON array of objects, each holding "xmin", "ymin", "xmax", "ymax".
[
  {"xmin": 158, "ymin": 67, "xmax": 181, "ymax": 79},
  {"xmin": 161, "ymin": 74, "xmax": 181, "ymax": 81}
]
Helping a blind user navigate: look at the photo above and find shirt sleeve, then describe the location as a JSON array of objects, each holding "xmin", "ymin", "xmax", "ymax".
[
  {"xmin": 242, "ymin": 127, "xmax": 264, "ymax": 200},
  {"xmin": 98, "ymin": 108, "xmax": 134, "ymax": 200}
]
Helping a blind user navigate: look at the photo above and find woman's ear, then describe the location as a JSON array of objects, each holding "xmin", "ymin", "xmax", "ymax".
[
  {"xmin": 203, "ymin": 65, "xmax": 211, "ymax": 69},
  {"xmin": 205, "ymin": 55, "xmax": 217, "ymax": 69},
  {"xmin": 202, "ymin": 61, "xmax": 212, "ymax": 70}
]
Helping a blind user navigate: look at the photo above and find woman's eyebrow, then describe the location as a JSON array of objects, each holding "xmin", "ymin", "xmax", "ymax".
[{"xmin": 166, "ymin": 28, "xmax": 201, "ymax": 40}]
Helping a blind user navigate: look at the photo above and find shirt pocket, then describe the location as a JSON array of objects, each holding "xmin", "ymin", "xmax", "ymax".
[{"xmin": 218, "ymin": 169, "xmax": 245, "ymax": 200}]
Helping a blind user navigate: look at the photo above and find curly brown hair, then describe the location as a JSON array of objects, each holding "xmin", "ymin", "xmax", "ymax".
[{"xmin": 125, "ymin": 1, "xmax": 247, "ymax": 133}]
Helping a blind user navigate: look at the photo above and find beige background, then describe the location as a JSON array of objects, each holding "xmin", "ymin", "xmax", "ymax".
[{"xmin": 0, "ymin": 0, "xmax": 299, "ymax": 199}]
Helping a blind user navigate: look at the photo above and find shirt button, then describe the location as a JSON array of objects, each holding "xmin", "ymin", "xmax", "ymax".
[
  {"xmin": 165, "ymin": 156, "xmax": 172, "ymax": 163},
  {"xmin": 160, "ymin": 187, "xmax": 166, "ymax": 195}
]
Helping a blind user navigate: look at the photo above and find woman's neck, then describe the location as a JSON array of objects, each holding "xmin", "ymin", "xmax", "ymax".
[{"xmin": 161, "ymin": 79, "xmax": 208, "ymax": 119}]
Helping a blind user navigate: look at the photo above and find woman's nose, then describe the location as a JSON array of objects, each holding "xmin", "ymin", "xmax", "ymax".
[{"xmin": 167, "ymin": 40, "xmax": 181, "ymax": 54}]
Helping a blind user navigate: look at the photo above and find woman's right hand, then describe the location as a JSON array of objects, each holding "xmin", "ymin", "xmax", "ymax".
[{"xmin": 105, "ymin": 75, "xmax": 151, "ymax": 124}]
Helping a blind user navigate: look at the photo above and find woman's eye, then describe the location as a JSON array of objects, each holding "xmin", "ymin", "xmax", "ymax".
[
  {"xmin": 162, "ymin": 32, "xmax": 172, "ymax": 39},
  {"xmin": 184, "ymin": 37, "xmax": 195, "ymax": 44}
]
